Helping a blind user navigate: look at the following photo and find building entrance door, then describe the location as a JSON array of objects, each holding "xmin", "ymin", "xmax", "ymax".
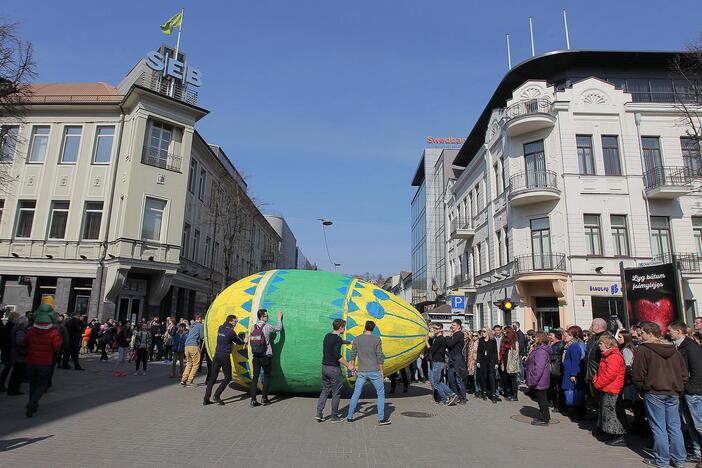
[
  {"xmin": 117, "ymin": 296, "xmax": 142, "ymax": 324},
  {"xmin": 535, "ymin": 297, "xmax": 560, "ymax": 331}
]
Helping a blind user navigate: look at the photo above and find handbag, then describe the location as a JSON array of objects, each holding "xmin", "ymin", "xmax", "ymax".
[{"xmin": 565, "ymin": 388, "xmax": 585, "ymax": 406}]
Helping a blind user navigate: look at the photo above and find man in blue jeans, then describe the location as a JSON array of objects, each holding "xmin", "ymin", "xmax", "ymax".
[
  {"xmin": 424, "ymin": 323, "xmax": 459, "ymax": 406},
  {"xmin": 670, "ymin": 321, "xmax": 702, "ymax": 463},
  {"xmin": 346, "ymin": 321, "xmax": 391, "ymax": 426},
  {"xmin": 632, "ymin": 321, "xmax": 688, "ymax": 467}
]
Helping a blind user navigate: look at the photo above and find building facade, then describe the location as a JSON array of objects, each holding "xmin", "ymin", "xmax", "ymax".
[
  {"xmin": 444, "ymin": 50, "xmax": 702, "ymax": 332},
  {"xmin": 0, "ymin": 46, "xmax": 281, "ymax": 321}
]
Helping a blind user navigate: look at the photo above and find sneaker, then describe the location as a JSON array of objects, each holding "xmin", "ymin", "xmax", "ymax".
[
  {"xmin": 180, "ymin": 381, "xmax": 187, "ymax": 387},
  {"xmin": 530, "ymin": 419, "xmax": 549, "ymax": 426},
  {"xmin": 641, "ymin": 459, "xmax": 660, "ymax": 467},
  {"xmin": 185, "ymin": 383, "xmax": 194, "ymax": 387},
  {"xmin": 203, "ymin": 399, "xmax": 214, "ymax": 406},
  {"xmin": 250, "ymin": 400, "xmax": 261, "ymax": 407},
  {"xmin": 315, "ymin": 415, "xmax": 324, "ymax": 422},
  {"xmin": 215, "ymin": 398, "xmax": 225, "ymax": 406},
  {"xmin": 605, "ymin": 436, "xmax": 626, "ymax": 447},
  {"xmin": 378, "ymin": 419, "xmax": 392, "ymax": 426},
  {"xmin": 262, "ymin": 398, "xmax": 271, "ymax": 406},
  {"xmin": 133, "ymin": 372, "xmax": 140, "ymax": 376},
  {"xmin": 330, "ymin": 417, "xmax": 343, "ymax": 423},
  {"xmin": 447, "ymin": 394, "xmax": 460, "ymax": 406},
  {"xmin": 346, "ymin": 417, "xmax": 353, "ymax": 423}
]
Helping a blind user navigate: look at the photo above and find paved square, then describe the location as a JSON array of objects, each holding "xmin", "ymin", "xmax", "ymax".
[{"xmin": 0, "ymin": 355, "xmax": 653, "ymax": 467}]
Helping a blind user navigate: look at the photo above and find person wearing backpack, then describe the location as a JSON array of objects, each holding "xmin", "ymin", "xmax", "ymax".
[
  {"xmin": 204, "ymin": 315, "xmax": 247, "ymax": 406},
  {"xmin": 249, "ymin": 309, "xmax": 283, "ymax": 407}
]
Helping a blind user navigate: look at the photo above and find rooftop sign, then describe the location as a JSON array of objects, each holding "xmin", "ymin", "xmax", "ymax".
[
  {"xmin": 426, "ymin": 136, "xmax": 465, "ymax": 145},
  {"xmin": 145, "ymin": 51, "xmax": 202, "ymax": 87}
]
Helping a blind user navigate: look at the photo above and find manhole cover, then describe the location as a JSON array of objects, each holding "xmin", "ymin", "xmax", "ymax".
[
  {"xmin": 511, "ymin": 414, "xmax": 560, "ymax": 424},
  {"xmin": 401, "ymin": 411, "xmax": 434, "ymax": 418}
]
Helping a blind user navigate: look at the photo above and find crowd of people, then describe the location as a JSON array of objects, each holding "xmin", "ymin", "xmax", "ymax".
[{"xmin": 3, "ymin": 303, "xmax": 702, "ymax": 467}]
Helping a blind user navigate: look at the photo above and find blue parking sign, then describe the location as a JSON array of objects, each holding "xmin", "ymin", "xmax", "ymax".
[{"xmin": 451, "ymin": 295, "xmax": 465, "ymax": 311}]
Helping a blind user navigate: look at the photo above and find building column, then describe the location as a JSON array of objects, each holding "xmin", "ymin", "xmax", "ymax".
[{"xmin": 54, "ymin": 278, "xmax": 72, "ymax": 315}]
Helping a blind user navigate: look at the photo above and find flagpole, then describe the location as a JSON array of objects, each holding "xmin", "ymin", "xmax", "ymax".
[
  {"xmin": 170, "ymin": 8, "xmax": 184, "ymax": 98},
  {"xmin": 563, "ymin": 9, "xmax": 571, "ymax": 50},
  {"xmin": 529, "ymin": 16, "xmax": 535, "ymax": 57},
  {"xmin": 506, "ymin": 34, "xmax": 512, "ymax": 70}
]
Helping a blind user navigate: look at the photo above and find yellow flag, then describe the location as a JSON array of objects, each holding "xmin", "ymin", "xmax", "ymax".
[{"xmin": 160, "ymin": 11, "xmax": 183, "ymax": 35}]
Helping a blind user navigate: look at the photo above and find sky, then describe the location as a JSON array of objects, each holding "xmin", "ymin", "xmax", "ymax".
[{"xmin": 8, "ymin": 1, "xmax": 702, "ymax": 276}]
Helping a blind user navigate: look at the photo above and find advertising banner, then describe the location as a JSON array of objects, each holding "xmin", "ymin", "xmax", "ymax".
[{"xmin": 624, "ymin": 263, "xmax": 680, "ymax": 335}]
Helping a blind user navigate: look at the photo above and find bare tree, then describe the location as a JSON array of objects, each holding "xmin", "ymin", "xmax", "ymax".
[
  {"xmin": 0, "ymin": 18, "xmax": 36, "ymax": 192},
  {"xmin": 672, "ymin": 37, "xmax": 702, "ymax": 176}
]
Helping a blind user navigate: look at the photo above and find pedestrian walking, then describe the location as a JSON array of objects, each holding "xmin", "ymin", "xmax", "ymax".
[
  {"xmin": 171, "ymin": 323, "xmax": 188, "ymax": 378},
  {"xmin": 249, "ymin": 309, "xmax": 283, "ymax": 406},
  {"xmin": 425, "ymin": 323, "xmax": 458, "ymax": 406},
  {"xmin": 62, "ymin": 314, "xmax": 84, "ymax": 370},
  {"xmin": 181, "ymin": 314, "xmax": 204, "ymax": 387},
  {"xmin": 113, "ymin": 321, "xmax": 132, "ymax": 377},
  {"xmin": 316, "ymin": 319, "xmax": 355, "ymax": 422},
  {"xmin": 24, "ymin": 304, "xmax": 62, "ymax": 417},
  {"xmin": 346, "ymin": 320, "xmax": 391, "ymax": 425}
]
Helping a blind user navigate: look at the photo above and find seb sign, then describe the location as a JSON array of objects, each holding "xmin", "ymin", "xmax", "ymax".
[{"xmin": 145, "ymin": 51, "xmax": 203, "ymax": 87}]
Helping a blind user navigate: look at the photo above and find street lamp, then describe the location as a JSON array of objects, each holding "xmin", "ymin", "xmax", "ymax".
[
  {"xmin": 318, "ymin": 218, "xmax": 337, "ymax": 271},
  {"xmin": 317, "ymin": 218, "xmax": 333, "ymax": 226}
]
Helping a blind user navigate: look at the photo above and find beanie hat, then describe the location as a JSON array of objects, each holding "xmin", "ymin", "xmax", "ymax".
[{"xmin": 34, "ymin": 303, "xmax": 56, "ymax": 327}]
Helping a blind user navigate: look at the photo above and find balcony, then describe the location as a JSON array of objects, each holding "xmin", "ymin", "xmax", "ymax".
[
  {"xmin": 514, "ymin": 253, "xmax": 567, "ymax": 276},
  {"xmin": 652, "ymin": 253, "xmax": 702, "ymax": 273},
  {"xmin": 449, "ymin": 217, "xmax": 475, "ymax": 241},
  {"xmin": 508, "ymin": 170, "xmax": 560, "ymax": 206},
  {"xmin": 107, "ymin": 238, "xmax": 181, "ymax": 265},
  {"xmin": 503, "ymin": 99, "xmax": 556, "ymax": 137},
  {"xmin": 643, "ymin": 166, "xmax": 693, "ymax": 199},
  {"xmin": 142, "ymin": 146, "xmax": 182, "ymax": 172},
  {"xmin": 133, "ymin": 70, "xmax": 199, "ymax": 105},
  {"xmin": 451, "ymin": 273, "xmax": 475, "ymax": 292}
]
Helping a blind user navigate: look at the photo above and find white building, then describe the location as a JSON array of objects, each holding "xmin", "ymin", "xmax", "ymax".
[
  {"xmin": 445, "ymin": 50, "xmax": 702, "ymax": 332},
  {"xmin": 0, "ymin": 46, "xmax": 281, "ymax": 321}
]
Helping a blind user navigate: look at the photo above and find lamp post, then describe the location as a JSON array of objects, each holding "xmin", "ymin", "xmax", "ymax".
[{"xmin": 317, "ymin": 218, "xmax": 338, "ymax": 271}]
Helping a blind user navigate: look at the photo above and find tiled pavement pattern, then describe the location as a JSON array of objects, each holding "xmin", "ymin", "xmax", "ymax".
[{"xmin": 0, "ymin": 355, "xmax": 661, "ymax": 467}]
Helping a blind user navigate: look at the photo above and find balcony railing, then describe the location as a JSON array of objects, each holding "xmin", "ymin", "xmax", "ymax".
[
  {"xmin": 643, "ymin": 166, "xmax": 693, "ymax": 190},
  {"xmin": 450, "ymin": 217, "xmax": 472, "ymax": 232},
  {"xmin": 505, "ymin": 98, "xmax": 554, "ymax": 121},
  {"xmin": 513, "ymin": 253, "xmax": 567, "ymax": 274},
  {"xmin": 452, "ymin": 273, "xmax": 473, "ymax": 288},
  {"xmin": 652, "ymin": 252, "xmax": 702, "ymax": 273},
  {"xmin": 509, "ymin": 170, "xmax": 559, "ymax": 193},
  {"xmin": 133, "ymin": 70, "xmax": 199, "ymax": 105},
  {"xmin": 142, "ymin": 146, "xmax": 182, "ymax": 172}
]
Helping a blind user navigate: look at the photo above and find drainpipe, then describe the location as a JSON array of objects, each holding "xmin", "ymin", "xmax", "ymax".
[
  {"xmin": 95, "ymin": 105, "xmax": 126, "ymax": 320},
  {"xmin": 634, "ymin": 112, "xmax": 654, "ymax": 259}
]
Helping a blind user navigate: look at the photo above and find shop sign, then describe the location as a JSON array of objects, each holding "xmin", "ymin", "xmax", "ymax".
[
  {"xmin": 573, "ymin": 280, "xmax": 622, "ymax": 297},
  {"xmin": 145, "ymin": 51, "xmax": 202, "ymax": 87},
  {"xmin": 624, "ymin": 262, "xmax": 681, "ymax": 334}
]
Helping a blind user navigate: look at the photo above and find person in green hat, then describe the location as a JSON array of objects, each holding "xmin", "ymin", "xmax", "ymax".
[{"xmin": 24, "ymin": 303, "xmax": 62, "ymax": 417}]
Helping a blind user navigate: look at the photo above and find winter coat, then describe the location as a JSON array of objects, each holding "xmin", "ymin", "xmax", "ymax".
[
  {"xmin": 526, "ymin": 344, "xmax": 551, "ymax": 390},
  {"xmin": 593, "ymin": 347, "xmax": 625, "ymax": 395},
  {"xmin": 632, "ymin": 341, "xmax": 688, "ymax": 395},
  {"xmin": 477, "ymin": 338, "xmax": 498, "ymax": 369},
  {"xmin": 25, "ymin": 326, "xmax": 62, "ymax": 366},
  {"xmin": 445, "ymin": 331, "xmax": 467, "ymax": 377},
  {"xmin": 10, "ymin": 326, "xmax": 28, "ymax": 364},
  {"xmin": 467, "ymin": 339, "xmax": 479, "ymax": 375},
  {"xmin": 676, "ymin": 337, "xmax": 702, "ymax": 395},
  {"xmin": 586, "ymin": 331, "xmax": 607, "ymax": 382},
  {"xmin": 561, "ymin": 339, "xmax": 586, "ymax": 391}
]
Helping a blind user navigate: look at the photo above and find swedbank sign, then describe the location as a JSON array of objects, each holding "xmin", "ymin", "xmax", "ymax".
[{"xmin": 145, "ymin": 51, "xmax": 203, "ymax": 87}]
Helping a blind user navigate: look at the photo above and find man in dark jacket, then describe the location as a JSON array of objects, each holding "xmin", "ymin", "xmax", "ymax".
[
  {"xmin": 548, "ymin": 329, "xmax": 565, "ymax": 412},
  {"xmin": 632, "ymin": 321, "xmax": 688, "ymax": 468},
  {"xmin": 513, "ymin": 322, "xmax": 527, "ymax": 383},
  {"xmin": 61, "ymin": 314, "xmax": 84, "ymax": 370},
  {"xmin": 670, "ymin": 321, "xmax": 702, "ymax": 462},
  {"xmin": 445, "ymin": 319, "xmax": 468, "ymax": 403},
  {"xmin": 0, "ymin": 311, "xmax": 19, "ymax": 392},
  {"xmin": 203, "ymin": 315, "xmax": 246, "ymax": 406}
]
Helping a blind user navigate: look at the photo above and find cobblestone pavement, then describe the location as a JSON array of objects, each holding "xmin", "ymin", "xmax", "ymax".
[{"xmin": 0, "ymin": 354, "xmax": 662, "ymax": 467}]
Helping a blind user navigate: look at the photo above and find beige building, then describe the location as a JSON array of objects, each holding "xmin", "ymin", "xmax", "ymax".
[
  {"xmin": 0, "ymin": 46, "xmax": 280, "ymax": 321},
  {"xmin": 444, "ymin": 50, "xmax": 702, "ymax": 331}
]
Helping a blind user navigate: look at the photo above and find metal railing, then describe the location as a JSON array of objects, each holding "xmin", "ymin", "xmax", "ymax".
[
  {"xmin": 142, "ymin": 146, "xmax": 182, "ymax": 172},
  {"xmin": 26, "ymin": 94, "xmax": 123, "ymax": 104},
  {"xmin": 508, "ymin": 170, "xmax": 559, "ymax": 194},
  {"xmin": 452, "ymin": 273, "xmax": 473, "ymax": 287},
  {"xmin": 505, "ymin": 98, "xmax": 554, "ymax": 121},
  {"xmin": 133, "ymin": 71, "xmax": 199, "ymax": 106},
  {"xmin": 643, "ymin": 166, "xmax": 693, "ymax": 190},
  {"xmin": 513, "ymin": 253, "xmax": 567, "ymax": 274},
  {"xmin": 450, "ymin": 217, "xmax": 473, "ymax": 233},
  {"xmin": 652, "ymin": 252, "xmax": 702, "ymax": 272}
]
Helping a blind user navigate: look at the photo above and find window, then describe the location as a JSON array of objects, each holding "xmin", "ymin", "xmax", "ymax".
[
  {"xmin": 602, "ymin": 135, "xmax": 621, "ymax": 176},
  {"xmin": 82, "ymin": 202, "xmax": 103, "ymax": 240},
  {"xmin": 93, "ymin": 126, "xmax": 115, "ymax": 163},
  {"xmin": 504, "ymin": 228, "xmax": 510, "ymax": 263},
  {"xmin": 193, "ymin": 229, "xmax": 200, "ymax": 263},
  {"xmin": 15, "ymin": 200, "xmax": 36, "ymax": 238},
  {"xmin": 493, "ymin": 163, "xmax": 501, "ymax": 195},
  {"xmin": 28, "ymin": 126, "xmax": 50, "ymax": 163},
  {"xmin": 60, "ymin": 126, "xmax": 82, "ymax": 163},
  {"xmin": 0, "ymin": 126, "xmax": 19, "ymax": 162},
  {"xmin": 531, "ymin": 217, "xmax": 552, "ymax": 269},
  {"xmin": 693, "ymin": 217, "xmax": 702, "ymax": 256},
  {"xmin": 627, "ymin": 79, "xmax": 651, "ymax": 102},
  {"xmin": 650, "ymin": 216, "xmax": 672, "ymax": 258},
  {"xmin": 198, "ymin": 168, "xmax": 206, "ymax": 201},
  {"xmin": 641, "ymin": 137, "xmax": 662, "ymax": 184},
  {"xmin": 48, "ymin": 201, "xmax": 70, "ymax": 239},
  {"xmin": 204, "ymin": 236, "xmax": 211, "ymax": 267},
  {"xmin": 577, "ymin": 135, "xmax": 595, "ymax": 175},
  {"xmin": 188, "ymin": 159, "xmax": 197, "ymax": 194},
  {"xmin": 611, "ymin": 215, "xmax": 630, "ymax": 257},
  {"xmin": 584, "ymin": 214, "xmax": 603, "ymax": 256},
  {"xmin": 496, "ymin": 230, "xmax": 503, "ymax": 266},
  {"xmin": 182, "ymin": 223, "xmax": 191, "ymax": 258},
  {"xmin": 500, "ymin": 158, "xmax": 506, "ymax": 193},
  {"xmin": 141, "ymin": 197, "xmax": 167, "ymax": 241},
  {"xmin": 0, "ymin": 200, "xmax": 4, "ymax": 226},
  {"xmin": 524, "ymin": 140, "xmax": 546, "ymax": 187},
  {"xmin": 681, "ymin": 137, "xmax": 701, "ymax": 176}
]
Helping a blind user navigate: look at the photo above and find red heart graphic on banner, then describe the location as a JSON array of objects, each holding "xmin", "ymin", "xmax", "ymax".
[{"xmin": 637, "ymin": 298, "xmax": 674, "ymax": 334}]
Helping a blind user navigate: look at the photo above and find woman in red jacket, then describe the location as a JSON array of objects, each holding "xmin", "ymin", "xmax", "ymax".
[{"xmin": 592, "ymin": 334, "xmax": 626, "ymax": 446}]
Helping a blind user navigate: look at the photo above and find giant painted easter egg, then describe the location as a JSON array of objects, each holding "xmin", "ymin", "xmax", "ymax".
[{"xmin": 204, "ymin": 269, "xmax": 428, "ymax": 393}]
